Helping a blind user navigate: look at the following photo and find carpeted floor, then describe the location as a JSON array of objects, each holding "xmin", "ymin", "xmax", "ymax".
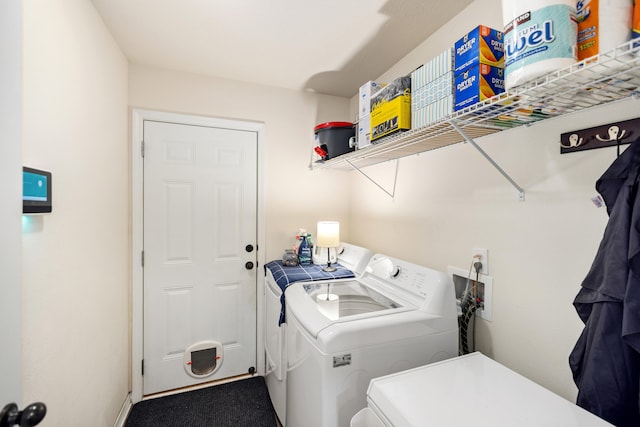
[{"xmin": 125, "ymin": 376, "xmax": 278, "ymax": 427}]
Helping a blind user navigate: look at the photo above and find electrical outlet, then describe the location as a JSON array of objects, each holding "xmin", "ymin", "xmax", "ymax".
[{"xmin": 472, "ymin": 248, "xmax": 488, "ymax": 275}]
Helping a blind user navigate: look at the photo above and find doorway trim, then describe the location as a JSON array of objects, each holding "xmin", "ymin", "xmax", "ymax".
[{"xmin": 131, "ymin": 109, "xmax": 266, "ymax": 403}]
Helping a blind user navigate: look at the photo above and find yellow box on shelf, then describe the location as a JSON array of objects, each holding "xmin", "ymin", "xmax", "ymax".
[{"xmin": 370, "ymin": 76, "xmax": 411, "ymax": 142}]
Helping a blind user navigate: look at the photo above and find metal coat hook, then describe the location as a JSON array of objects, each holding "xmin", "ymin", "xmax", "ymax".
[
  {"xmin": 560, "ymin": 133, "xmax": 584, "ymax": 148},
  {"xmin": 560, "ymin": 117, "xmax": 640, "ymax": 154},
  {"xmin": 595, "ymin": 125, "xmax": 626, "ymax": 142}
]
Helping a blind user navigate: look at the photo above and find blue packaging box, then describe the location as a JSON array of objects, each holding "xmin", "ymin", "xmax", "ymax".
[
  {"xmin": 454, "ymin": 25, "xmax": 505, "ymax": 76},
  {"xmin": 454, "ymin": 64, "xmax": 505, "ymax": 111}
]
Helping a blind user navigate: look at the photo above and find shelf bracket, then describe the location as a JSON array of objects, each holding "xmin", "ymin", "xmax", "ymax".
[
  {"xmin": 346, "ymin": 158, "xmax": 399, "ymax": 199},
  {"xmin": 450, "ymin": 120, "xmax": 525, "ymax": 201}
]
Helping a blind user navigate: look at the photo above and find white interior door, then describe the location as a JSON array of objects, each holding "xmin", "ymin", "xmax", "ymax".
[
  {"xmin": 143, "ymin": 119, "xmax": 258, "ymax": 395},
  {"xmin": 1, "ymin": 0, "xmax": 22, "ymax": 407}
]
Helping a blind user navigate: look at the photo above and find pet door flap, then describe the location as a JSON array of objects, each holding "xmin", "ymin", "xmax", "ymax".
[{"xmin": 183, "ymin": 341, "xmax": 224, "ymax": 378}]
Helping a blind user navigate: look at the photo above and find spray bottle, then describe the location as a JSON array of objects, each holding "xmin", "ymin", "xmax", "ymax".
[{"xmin": 297, "ymin": 232, "xmax": 312, "ymax": 265}]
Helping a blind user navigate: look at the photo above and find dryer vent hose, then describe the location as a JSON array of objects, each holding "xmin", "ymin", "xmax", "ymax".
[{"xmin": 459, "ymin": 284, "xmax": 479, "ymax": 355}]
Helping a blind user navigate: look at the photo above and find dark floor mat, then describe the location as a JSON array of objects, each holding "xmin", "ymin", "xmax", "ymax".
[{"xmin": 125, "ymin": 376, "xmax": 278, "ymax": 427}]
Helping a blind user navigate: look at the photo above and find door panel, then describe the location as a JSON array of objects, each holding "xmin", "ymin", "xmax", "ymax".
[{"xmin": 143, "ymin": 120, "xmax": 257, "ymax": 395}]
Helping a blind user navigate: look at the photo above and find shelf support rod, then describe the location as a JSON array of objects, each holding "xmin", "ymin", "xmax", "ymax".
[
  {"xmin": 345, "ymin": 159, "xmax": 399, "ymax": 199},
  {"xmin": 450, "ymin": 120, "xmax": 525, "ymax": 201}
]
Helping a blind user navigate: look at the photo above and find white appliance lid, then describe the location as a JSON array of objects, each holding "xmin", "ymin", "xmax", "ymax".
[
  {"xmin": 337, "ymin": 243, "xmax": 372, "ymax": 276},
  {"xmin": 285, "ymin": 279, "xmax": 414, "ymax": 338},
  {"xmin": 367, "ymin": 352, "xmax": 613, "ymax": 427}
]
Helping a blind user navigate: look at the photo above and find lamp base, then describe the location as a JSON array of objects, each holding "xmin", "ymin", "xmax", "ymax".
[{"xmin": 322, "ymin": 265, "xmax": 337, "ymax": 272}]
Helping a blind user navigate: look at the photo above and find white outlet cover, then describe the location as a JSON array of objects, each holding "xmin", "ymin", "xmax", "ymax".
[
  {"xmin": 472, "ymin": 248, "xmax": 489, "ymax": 275},
  {"xmin": 448, "ymin": 265, "xmax": 493, "ymax": 322}
]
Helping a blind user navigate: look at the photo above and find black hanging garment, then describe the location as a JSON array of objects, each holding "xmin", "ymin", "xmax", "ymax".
[{"xmin": 569, "ymin": 138, "xmax": 640, "ymax": 426}]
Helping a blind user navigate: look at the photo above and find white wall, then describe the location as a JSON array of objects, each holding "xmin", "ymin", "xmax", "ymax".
[
  {"xmin": 22, "ymin": 0, "xmax": 129, "ymax": 425},
  {"xmin": 16, "ymin": 0, "xmax": 624, "ymax": 420},
  {"xmin": 129, "ymin": 65, "xmax": 353, "ymax": 261},
  {"xmin": 0, "ymin": 0, "xmax": 23, "ymax": 407},
  {"xmin": 348, "ymin": 0, "xmax": 637, "ymax": 401}
]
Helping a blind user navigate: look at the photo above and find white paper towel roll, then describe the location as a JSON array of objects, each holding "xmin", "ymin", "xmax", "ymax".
[
  {"xmin": 317, "ymin": 293, "xmax": 339, "ymax": 320},
  {"xmin": 577, "ymin": 0, "xmax": 633, "ymax": 60},
  {"xmin": 502, "ymin": 0, "xmax": 577, "ymax": 89}
]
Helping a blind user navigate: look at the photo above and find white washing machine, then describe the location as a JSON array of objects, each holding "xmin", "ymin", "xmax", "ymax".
[
  {"xmin": 264, "ymin": 243, "xmax": 372, "ymax": 425},
  {"xmin": 285, "ymin": 254, "xmax": 459, "ymax": 427},
  {"xmin": 352, "ymin": 352, "xmax": 613, "ymax": 427}
]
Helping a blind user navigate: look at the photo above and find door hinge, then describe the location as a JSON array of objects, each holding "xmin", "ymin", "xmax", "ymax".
[
  {"xmin": 141, "ymin": 250, "xmax": 144, "ymax": 267},
  {"xmin": 141, "ymin": 359, "xmax": 144, "ymax": 376},
  {"xmin": 141, "ymin": 140, "xmax": 145, "ymax": 157}
]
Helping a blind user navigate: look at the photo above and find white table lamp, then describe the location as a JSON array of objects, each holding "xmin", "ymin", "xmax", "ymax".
[{"xmin": 317, "ymin": 221, "xmax": 340, "ymax": 272}]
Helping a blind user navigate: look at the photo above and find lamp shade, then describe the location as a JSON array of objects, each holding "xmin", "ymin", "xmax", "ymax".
[{"xmin": 316, "ymin": 221, "xmax": 340, "ymax": 248}]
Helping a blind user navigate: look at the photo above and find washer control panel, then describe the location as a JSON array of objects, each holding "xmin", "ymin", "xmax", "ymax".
[
  {"xmin": 365, "ymin": 254, "xmax": 455, "ymax": 316},
  {"xmin": 390, "ymin": 265, "xmax": 401, "ymax": 278}
]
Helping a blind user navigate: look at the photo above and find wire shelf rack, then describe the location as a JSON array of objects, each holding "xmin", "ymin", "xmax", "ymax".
[{"xmin": 312, "ymin": 40, "xmax": 640, "ymax": 172}]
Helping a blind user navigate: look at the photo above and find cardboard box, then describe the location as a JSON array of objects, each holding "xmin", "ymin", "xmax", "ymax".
[
  {"xmin": 425, "ymin": 95, "xmax": 453, "ymax": 126},
  {"xmin": 371, "ymin": 95, "xmax": 411, "ymax": 141},
  {"xmin": 454, "ymin": 25, "xmax": 504, "ymax": 76},
  {"xmin": 359, "ymin": 80, "xmax": 385, "ymax": 118},
  {"xmin": 411, "ymin": 49, "xmax": 454, "ymax": 130},
  {"xmin": 425, "ymin": 48, "xmax": 454, "ymax": 82},
  {"xmin": 412, "ymin": 75, "xmax": 454, "ymax": 129},
  {"xmin": 411, "ymin": 65, "xmax": 424, "ymax": 103},
  {"xmin": 357, "ymin": 115, "xmax": 372, "ymax": 149},
  {"xmin": 424, "ymin": 72, "xmax": 453, "ymax": 106},
  {"xmin": 454, "ymin": 64, "xmax": 504, "ymax": 111},
  {"xmin": 370, "ymin": 76, "xmax": 411, "ymax": 141},
  {"xmin": 411, "ymin": 49, "xmax": 453, "ymax": 93}
]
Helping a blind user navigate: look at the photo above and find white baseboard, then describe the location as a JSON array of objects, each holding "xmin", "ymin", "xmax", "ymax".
[{"xmin": 113, "ymin": 393, "xmax": 132, "ymax": 427}]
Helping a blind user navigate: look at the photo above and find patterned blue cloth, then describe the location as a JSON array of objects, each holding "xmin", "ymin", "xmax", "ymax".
[{"xmin": 265, "ymin": 260, "xmax": 355, "ymax": 325}]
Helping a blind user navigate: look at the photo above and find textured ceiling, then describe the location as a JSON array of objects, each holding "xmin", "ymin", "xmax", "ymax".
[{"xmin": 91, "ymin": 0, "xmax": 472, "ymax": 97}]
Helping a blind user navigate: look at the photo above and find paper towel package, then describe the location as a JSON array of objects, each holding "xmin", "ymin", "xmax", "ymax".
[
  {"xmin": 454, "ymin": 25, "xmax": 505, "ymax": 76},
  {"xmin": 454, "ymin": 64, "xmax": 504, "ymax": 112},
  {"xmin": 577, "ymin": 0, "xmax": 633, "ymax": 60},
  {"xmin": 502, "ymin": 0, "xmax": 577, "ymax": 89}
]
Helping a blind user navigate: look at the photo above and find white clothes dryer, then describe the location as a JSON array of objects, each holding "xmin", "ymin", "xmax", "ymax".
[
  {"xmin": 264, "ymin": 243, "xmax": 372, "ymax": 425},
  {"xmin": 352, "ymin": 352, "xmax": 613, "ymax": 427},
  {"xmin": 285, "ymin": 254, "xmax": 459, "ymax": 427}
]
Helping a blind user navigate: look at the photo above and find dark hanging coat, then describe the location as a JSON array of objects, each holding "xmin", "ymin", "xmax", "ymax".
[{"xmin": 569, "ymin": 138, "xmax": 640, "ymax": 427}]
